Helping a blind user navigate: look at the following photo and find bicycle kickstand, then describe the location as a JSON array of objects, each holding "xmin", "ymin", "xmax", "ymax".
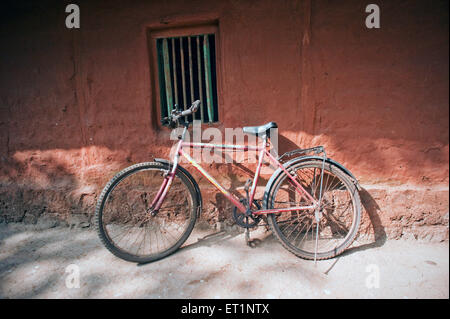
[
  {"xmin": 245, "ymin": 225, "xmax": 259, "ymax": 248},
  {"xmin": 245, "ymin": 227, "xmax": 254, "ymax": 248}
]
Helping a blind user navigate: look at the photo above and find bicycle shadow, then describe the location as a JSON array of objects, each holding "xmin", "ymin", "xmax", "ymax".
[
  {"xmin": 320, "ymin": 187, "xmax": 387, "ymax": 275},
  {"xmin": 338, "ymin": 187, "xmax": 387, "ymax": 257},
  {"xmin": 177, "ymin": 229, "xmax": 243, "ymax": 252},
  {"xmin": 135, "ymin": 229, "xmax": 242, "ymax": 266}
]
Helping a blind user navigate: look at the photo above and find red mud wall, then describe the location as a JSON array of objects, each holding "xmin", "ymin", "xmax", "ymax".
[{"xmin": 0, "ymin": 0, "xmax": 448, "ymax": 240}]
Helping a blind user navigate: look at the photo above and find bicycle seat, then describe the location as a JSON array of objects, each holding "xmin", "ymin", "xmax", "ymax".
[{"xmin": 243, "ymin": 122, "xmax": 278, "ymax": 136}]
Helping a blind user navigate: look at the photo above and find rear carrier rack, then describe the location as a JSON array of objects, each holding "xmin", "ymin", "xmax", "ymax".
[{"xmin": 277, "ymin": 146, "xmax": 326, "ymax": 162}]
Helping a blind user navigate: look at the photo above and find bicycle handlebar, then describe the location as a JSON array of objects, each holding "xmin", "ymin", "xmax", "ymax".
[
  {"xmin": 162, "ymin": 100, "xmax": 201, "ymax": 127},
  {"xmin": 176, "ymin": 100, "xmax": 200, "ymax": 119}
]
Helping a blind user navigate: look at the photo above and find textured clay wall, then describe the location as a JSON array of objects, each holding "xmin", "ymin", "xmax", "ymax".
[{"xmin": 0, "ymin": 0, "xmax": 448, "ymax": 241}]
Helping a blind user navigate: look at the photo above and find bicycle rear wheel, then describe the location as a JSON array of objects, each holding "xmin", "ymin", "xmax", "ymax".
[
  {"xmin": 95, "ymin": 162, "xmax": 198, "ymax": 263},
  {"xmin": 266, "ymin": 160, "xmax": 361, "ymax": 260}
]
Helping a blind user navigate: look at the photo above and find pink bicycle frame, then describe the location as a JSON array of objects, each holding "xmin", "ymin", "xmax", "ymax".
[{"xmin": 152, "ymin": 128, "xmax": 318, "ymax": 215}]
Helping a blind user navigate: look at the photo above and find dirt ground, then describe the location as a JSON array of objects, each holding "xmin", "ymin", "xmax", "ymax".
[{"xmin": 0, "ymin": 222, "xmax": 448, "ymax": 299}]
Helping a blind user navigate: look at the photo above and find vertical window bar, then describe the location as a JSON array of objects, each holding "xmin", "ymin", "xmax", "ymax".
[
  {"xmin": 171, "ymin": 38, "xmax": 178, "ymax": 108},
  {"xmin": 196, "ymin": 36, "xmax": 204, "ymax": 123},
  {"xmin": 156, "ymin": 39, "xmax": 167, "ymax": 118},
  {"xmin": 180, "ymin": 37, "xmax": 187, "ymax": 111},
  {"xmin": 188, "ymin": 37, "xmax": 195, "ymax": 119},
  {"xmin": 162, "ymin": 38, "xmax": 173, "ymax": 114},
  {"xmin": 203, "ymin": 34, "xmax": 214, "ymax": 123}
]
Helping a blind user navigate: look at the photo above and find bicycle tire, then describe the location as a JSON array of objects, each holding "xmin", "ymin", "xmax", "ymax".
[{"xmin": 95, "ymin": 162, "xmax": 198, "ymax": 263}]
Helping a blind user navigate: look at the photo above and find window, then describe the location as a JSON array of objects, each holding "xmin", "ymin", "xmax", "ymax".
[{"xmin": 153, "ymin": 29, "xmax": 219, "ymax": 124}]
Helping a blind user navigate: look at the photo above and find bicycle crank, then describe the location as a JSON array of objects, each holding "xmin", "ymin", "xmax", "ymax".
[{"xmin": 232, "ymin": 198, "xmax": 262, "ymax": 228}]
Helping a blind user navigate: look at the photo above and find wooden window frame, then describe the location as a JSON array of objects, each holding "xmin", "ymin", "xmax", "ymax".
[{"xmin": 148, "ymin": 23, "xmax": 222, "ymax": 128}]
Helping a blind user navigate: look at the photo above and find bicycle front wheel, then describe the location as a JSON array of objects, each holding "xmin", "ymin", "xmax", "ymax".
[
  {"xmin": 266, "ymin": 160, "xmax": 361, "ymax": 260},
  {"xmin": 95, "ymin": 162, "xmax": 198, "ymax": 263}
]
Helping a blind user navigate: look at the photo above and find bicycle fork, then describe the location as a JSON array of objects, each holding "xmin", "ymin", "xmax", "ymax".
[{"xmin": 149, "ymin": 126, "xmax": 188, "ymax": 215}]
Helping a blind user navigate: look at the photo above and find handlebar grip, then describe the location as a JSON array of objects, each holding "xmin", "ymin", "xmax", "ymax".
[
  {"xmin": 180, "ymin": 100, "xmax": 201, "ymax": 117},
  {"xmin": 180, "ymin": 109, "xmax": 191, "ymax": 117},
  {"xmin": 191, "ymin": 100, "xmax": 201, "ymax": 113}
]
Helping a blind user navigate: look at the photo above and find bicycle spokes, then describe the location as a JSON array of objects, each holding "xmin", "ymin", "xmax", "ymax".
[{"xmin": 267, "ymin": 160, "xmax": 361, "ymax": 260}]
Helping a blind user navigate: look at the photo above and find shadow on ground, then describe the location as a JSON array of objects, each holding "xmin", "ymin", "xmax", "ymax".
[{"xmin": 0, "ymin": 223, "xmax": 103, "ymax": 298}]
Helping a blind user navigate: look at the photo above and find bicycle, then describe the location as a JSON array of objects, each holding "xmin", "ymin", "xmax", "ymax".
[{"xmin": 95, "ymin": 100, "xmax": 362, "ymax": 263}]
